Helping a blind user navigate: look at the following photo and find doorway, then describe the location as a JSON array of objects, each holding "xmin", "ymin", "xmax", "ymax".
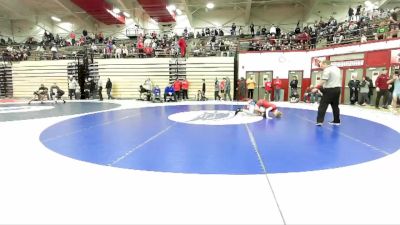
[
  {"xmin": 246, "ymin": 71, "xmax": 273, "ymax": 100},
  {"xmin": 311, "ymin": 70, "xmax": 323, "ymax": 87}
]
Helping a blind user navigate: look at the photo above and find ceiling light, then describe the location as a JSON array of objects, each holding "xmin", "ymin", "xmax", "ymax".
[
  {"xmin": 206, "ymin": 2, "xmax": 214, "ymax": 9},
  {"xmin": 113, "ymin": 8, "xmax": 121, "ymax": 14},
  {"xmin": 123, "ymin": 12, "xmax": 130, "ymax": 17},
  {"xmin": 176, "ymin": 9, "xmax": 182, "ymax": 15},
  {"xmin": 168, "ymin": 5, "xmax": 176, "ymax": 11},
  {"xmin": 51, "ymin": 16, "xmax": 61, "ymax": 22}
]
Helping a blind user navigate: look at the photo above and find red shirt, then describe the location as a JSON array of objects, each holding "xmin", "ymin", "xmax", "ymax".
[
  {"xmin": 173, "ymin": 80, "xmax": 182, "ymax": 91},
  {"xmin": 181, "ymin": 80, "xmax": 189, "ymax": 90},
  {"xmin": 274, "ymin": 79, "xmax": 282, "ymax": 89},
  {"xmin": 264, "ymin": 82, "xmax": 272, "ymax": 92},
  {"xmin": 375, "ymin": 74, "xmax": 389, "ymax": 90},
  {"xmin": 178, "ymin": 38, "xmax": 186, "ymax": 49},
  {"xmin": 256, "ymin": 99, "xmax": 277, "ymax": 111}
]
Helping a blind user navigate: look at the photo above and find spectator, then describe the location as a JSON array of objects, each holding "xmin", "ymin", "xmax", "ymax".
[
  {"xmin": 250, "ymin": 23, "xmax": 255, "ymax": 37},
  {"xmin": 366, "ymin": 76, "xmax": 374, "ymax": 105},
  {"xmin": 231, "ymin": 23, "xmax": 237, "ymax": 36},
  {"xmin": 106, "ymin": 78, "xmax": 114, "ymax": 100},
  {"xmin": 389, "ymin": 7, "xmax": 400, "ymax": 38},
  {"xmin": 164, "ymin": 84, "xmax": 176, "ymax": 102},
  {"xmin": 181, "ymin": 78, "xmax": 189, "ymax": 100},
  {"xmin": 375, "ymin": 68, "xmax": 390, "ymax": 109},
  {"xmin": 290, "ymin": 76, "xmax": 298, "ymax": 96},
  {"xmin": 173, "ymin": 78, "xmax": 182, "ymax": 101},
  {"xmin": 178, "ymin": 36, "xmax": 187, "ymax": 57},
  {"xmin": 98, "ymin": 79, "xmax": 103, "ymax": 101},
  {"xmin": 348, "ymin": 75, "xmax": 360, "ymax": 105},
  {"xmin": 264, "ymin": 78, "xmax": 272, "ymax": 101},
  {"xmin": 273, "ymin": 76, "xmax": 282, "ymax": 101},
  {"xmin": 214, "ymin": 78, "xmax": 221, "ymax": 100},
  {"xmin": 348, "ymin": 6, "xmax": 354, "ymax": 21},
  {"xmin": 246, "ymin": 75, "xmax": 256, "ymax": 99},
  {"xmin": 224, "ymin": 77, "xmax": 232, "ymax": 101},
  {"xmin": 359, "ymin": 76, "xmax": 370, "ymax": 106},
  {"xmin": 270, "ymin": 24, "xmax": 276, "ymax": 35},
  {"xmin": 68, "ymin": 76, "xmax": 78, "ymax": 100}
]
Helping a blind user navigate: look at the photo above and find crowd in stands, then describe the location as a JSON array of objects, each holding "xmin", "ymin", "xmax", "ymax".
[
  {"xmin": 1, "ymin": 5, "xmax": 400, "ymax": 62},
  {"xmin": 245, "ymin": 6, "xmax": 400, "ymax": 51}
]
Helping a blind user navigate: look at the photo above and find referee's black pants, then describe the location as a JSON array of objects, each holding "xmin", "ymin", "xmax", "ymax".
[{"xmin": 317, "ymin": 87, "xmax": 341, "ymax": 123}]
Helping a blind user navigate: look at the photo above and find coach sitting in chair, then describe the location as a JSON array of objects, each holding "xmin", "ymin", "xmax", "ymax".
[
  {"xmin": 50, "ymin": 83, "xmax": 66, "ymax": 103},
  {"xmin": 139, "ymin": 78, "xmax": 152, "ymax": 101},
  {"xmin": 29, "ymin": 84, "xmax": 49, "ymax": 104},
  {"xmin": 164, "ymin": 84, "xmax": 176, "ymax": 102}
]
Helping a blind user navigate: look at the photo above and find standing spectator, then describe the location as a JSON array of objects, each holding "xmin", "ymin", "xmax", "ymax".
[
  {"xmin": 348, "ymin": 75, "xmax": 360, "ymax": 105},
  {"xmin": 220, "ymin": 78, "xmax": 226, "ymax": 98},
  {"xmin": 348, "ymin": 6, "xmax": 354, "ymax": 21},
  {"xmin": 231, "ymin": 23, "xmax": 237, "ymax": 36},
  {"xmin": 98, "ymin": 79, "xmax": 103, "ymax": 101},
  {"xmin": 202, "ymin": 79, "xmax": 206, "ymax": 99},
  {"xmin": 238, "ymin": 77, "xmax": 246, "ymax": 100},
  {"xmin": 178, "ymin": 36, "xmax": 187, "ymax": 57},
  {"xmin": 70, "ymin": 31, "xmax": 76, "ymax": 46},
  {"xmin": 270, "ymin": 24, "xmax": 276, "ymax": 35},
  {"xmin": 214, "ymin": 78, "xmax": 221, "ymax": 100},
  {"xmin": 273, "ymin": 76, "xmax": 282, "ymax": 101},
  {"xmin": 250, "ymin": 23, "xmax": 255, "ymax": 37},
  {"xmin": 389, "ymin": 7, "xmax": 400, "ymax": 38},
  {"xmin": 359, "ymin": 76, "xmax": 370, "ymax": 106},
  {"xmin": 366, "ymin": 76, "xmax": 374, "ymax": 105},
  {"xmin": 312, "ymin": 60, "xmax": 342, "ymax": 126},
  {"xmin": 224, "ymin": 77, "xmax": 232, "ymax": 101},
  {"xmin": 173, "ymin": 78, "xmax": 182, "ymax": 101},
  {"xmin": 51, "ymin": 45, "xmax": 58, "ymax": 60},
  {"xmin": 181, "ymin": 78, "xmax": 189, "ymax": 100},
  {"xmin": 246, "ymin": 75, "xmax": 256, "ymax": 99},
  {"xmin": 68, "ymin": 76, "xmax": 78, "ymax": 100},
  {"xmin": 264, "ymin": 78, "xmax": 272, "ymax": 101},
  {"xmin": 375, "ymin": 68, "xmax": 390, "ymax": 109},
  {"xmin": 290, "ymin": 76, "xmax": 298, "ymax": 97},
  {"xmin": 388, "ymin": 71, "xmax": 400, "ymax": 114},
  {"xmin": 355, "ymin": 5, "xmax": 362, "ymax": 21},
  {"xmin": 106, "ymin": 78, "xmax": 113, "ymax": 100}
]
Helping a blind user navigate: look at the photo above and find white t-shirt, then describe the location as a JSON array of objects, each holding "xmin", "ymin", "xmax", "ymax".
[{"xmin": 322, "ymin": 65, "xmax": 342, "ymax": 88}]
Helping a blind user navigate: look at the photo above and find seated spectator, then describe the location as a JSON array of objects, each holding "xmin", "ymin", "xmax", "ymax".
[{"xmin": 164, "ymin": 84, "xmax": 176, "ymax": 102}]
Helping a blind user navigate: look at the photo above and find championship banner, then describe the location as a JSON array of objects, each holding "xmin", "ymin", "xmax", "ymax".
[
  {"xmin": 311, "ymin": 57, "xmax": 327, "ymax": 69},
  {"xmin": 390, "ymin": 49, "xmax": 400, "ymax": 64}
]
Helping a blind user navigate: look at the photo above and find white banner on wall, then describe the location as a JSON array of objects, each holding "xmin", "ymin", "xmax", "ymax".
[
  {"xmin": 391, "ymin": 49, "xmax": 400, "ymax": 64},
  {"xmin": 311, "ymin": 57, "xmax": 327, "ymax": 69},
  {"xmin": 331, "ymin": 60, "xmax": 364, "ymax": 67}
]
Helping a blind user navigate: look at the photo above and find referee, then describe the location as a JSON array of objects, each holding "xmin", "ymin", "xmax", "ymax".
[{"xmin": 312, "ymin": 60, "xmax": 342, "ymax": 126}]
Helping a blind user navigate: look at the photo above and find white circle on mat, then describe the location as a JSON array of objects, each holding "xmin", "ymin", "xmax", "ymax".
[
  {"xmin": 168, "ymin": 110, "xmax": 263, "ymax": 125},
  {"xmin": 0, "ymin": 106, "xmax": 55, "ymax": 114}
]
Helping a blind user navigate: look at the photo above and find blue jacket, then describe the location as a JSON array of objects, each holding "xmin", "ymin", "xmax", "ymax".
[{"xmin": 164, "ymin": 86, "xmax": 174, "ymax": 95}]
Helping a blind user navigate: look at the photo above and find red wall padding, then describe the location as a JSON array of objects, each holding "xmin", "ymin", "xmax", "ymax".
[{"xmin": 365, "ymin": 50, "xmax": 390, "ymax": 67}]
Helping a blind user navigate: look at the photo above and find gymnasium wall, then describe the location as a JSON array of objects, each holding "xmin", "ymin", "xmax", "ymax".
[
  {"xmin": 97, "ymin": 57, "xmax": 234, "ymax": 99},
  {"xmin": 12, "ymin": 60, "xmax": 73, "ymax": 98},
  {"xmin": 11, "ymin": 57, "xmax": 234, "ymax": 100},
  {"xmin": 238, "ymin": 39, "xmax": 400, "ymax": 79}
]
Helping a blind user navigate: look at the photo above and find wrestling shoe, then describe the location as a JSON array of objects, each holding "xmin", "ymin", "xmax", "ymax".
[
  {"xmin": 234, "ymin": 108, "xmax": 242, "ymax": 116},
  {"xmin": 328, "ymin": 121, "xmax": 341, "ymax": 126},
  {"xmin": 315, "ymin": 123, "xmax": 323, "ymax": 126}
]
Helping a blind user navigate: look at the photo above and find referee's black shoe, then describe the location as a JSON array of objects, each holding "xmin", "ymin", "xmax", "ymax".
[{"xmin": 234, "ymin": 108, "xmax": 242, "ymax": 116}]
